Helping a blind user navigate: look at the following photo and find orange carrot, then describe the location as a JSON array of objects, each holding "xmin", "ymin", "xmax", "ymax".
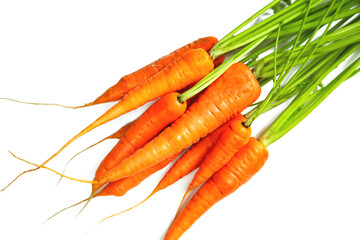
[
  {"xmin": 3, "ymin": 48, "xmax": 213, "ymax": 190},
  {"xmin": 188, "ymin": 114, "xmax": 251, "ymax": 191},
  {"xmin": 98, "ymin": 62, "xmax": 261, "ymax": 186},
  {"xmin": 91, "ymin": 92, "xmax": 187, "ymax": 193},
  {"xmin": 105, "ymin": 122, "xmax": 232, "ymax": 217},
  {"xmin": 39, "ymin": 153, "xmax": 181, "ymax": 221},
  {"xmin": 97, "ymin": 153, "xmax": 180, "ymax": 197},
  {"xmin": 164, "ymin": 137, "xmax": 268, "ymax": 240},
  {"xmin": 87, "ymin": 37, "xmax": 219, "ymax": 106}
]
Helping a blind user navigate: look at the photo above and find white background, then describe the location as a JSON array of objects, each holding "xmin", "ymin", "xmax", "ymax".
[{"xmin": 1, "ymin": 1, "xmax": 359, "ymax": 240}]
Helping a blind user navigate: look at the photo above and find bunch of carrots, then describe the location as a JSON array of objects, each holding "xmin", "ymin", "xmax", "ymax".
[{"xmin": 1, "ymin": 0, "xmax": 359, "ymax": 239}]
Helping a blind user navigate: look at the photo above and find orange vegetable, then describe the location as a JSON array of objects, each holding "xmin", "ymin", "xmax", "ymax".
[
  {"xmin": 106, "ymin": 121, "xmax": 231, "ymax": 217},
  {"xmin": 91, "ymin": 92, "xmax": 187, "ymax": 193},
  {"xmin": 87, "ymin": 37, "xmax": 219, "ymax": 106},
  {"xmin": 188, "ymin": 114, "xmax": 251, "ymax": 191},
  {"xmin": 97, "ymin": 153, "xmax": 180, "ymax": 197},
  {"xmin": 98, "ymin": 62, "xmax": 261, "ymax": 186},
  {"xmin": 164, "ymin": 137, "xmax": 268, "ymax": 240},
  {"xmin": 4, "ymin": 48, "xmax": 213, "ymax": 190}
]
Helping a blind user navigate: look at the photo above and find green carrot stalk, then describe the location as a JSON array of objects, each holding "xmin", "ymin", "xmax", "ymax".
[{"xmin": 260, "ymin": 54, "xmax": 360, "ymax": 146}]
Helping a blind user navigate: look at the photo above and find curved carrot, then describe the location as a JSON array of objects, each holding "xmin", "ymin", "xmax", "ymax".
[
  {"xmin": 98, "ymin": 62, "xmax": 261, "ymax": 186},
  {"xmin": 26, "ymin": 153, "xmax": 180, "ymax": 221},
  {"xmin": 100, "ymin": 120, "xmax": 232, "ymax": 218},
  {"xmin": 91, "ymin": 92, "xmax": 187, "ymax": 193},
  {"xmin": 89, "ymin": 37, "xmax": 219, "ymax": 106},
  {"xmin": 97, "ymin": 153, "xmax": 180, "ymax": 197},
  {"xmin": 164, "ymin": 137, "xmax": 268, "ymax": 240},
  {"xmin": 3, "ymin": 49, "xmax": 212, "ymax": 190},
  {"xmin": 188, "ymin": 114, "xmax": 251, "ymax": 191}
]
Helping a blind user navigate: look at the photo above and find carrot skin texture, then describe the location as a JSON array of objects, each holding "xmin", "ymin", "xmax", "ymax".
[
  {"xmin": 72, "ymin": 48, "xmax": 214, "ymax": 152},
  {"xmin": 164, "ymin": 138, "xmax": 268, "ymax": 240},
  {"xmin": 188, "ymin": 114, "xmax": 251, "ymax": 190},
  {"xmin": 153, "ymin": 121, "xmax": 231, "ymax": 194},
  {"xmin": 92, "ymin": 92, "xmax": 187, "ymax": 192},
  {"xmin": 96, "ymin": 153, "xmax": 179, "ymax": 197},
  {"xmin": 91, "ymin": 37, "xmax": 218, "ymax": 105},
  {"xmin": 99, "ymin": 62, "xmax": 261, "ymax": 184}
]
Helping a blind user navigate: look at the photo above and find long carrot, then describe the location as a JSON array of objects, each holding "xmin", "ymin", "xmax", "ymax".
[
  {"xmin": 12, "ymin": 153, "xmax": 180, "ymax": 221},
  {"xmin": 63, "ymin": 83, "xmax": 198, "ymax": 177},
  {"xmin": 164, "ymin": 137, "xmax": 268, "ymax": 240},
  {"xmin": 91, "ymin": 91, "xmax": 187, "ymax": 192},
  {"xmin": 174, "ymin": 113, "xmax": 251, "ymax": 215},
  {"xmin": 102, "ymin": 121, "xmax": 232, "ymax": 218},
  {"xmin": 3, "ymin": 48, "xmax": 213, "ymax": 190},
  {"xmin": 85, "ymin": 37, "xmax": 219, "ymax": 107},
  {"xmin": 98, "ymin": 62, "xmax": 261, "ymax": 187},
  {"xmin": 97, "ymin": 153, "xmax": 180, "ymax": 197}
]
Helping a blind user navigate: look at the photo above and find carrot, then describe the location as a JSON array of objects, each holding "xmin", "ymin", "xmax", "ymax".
[
  {"xmin": 102, "ymin": 121, "xmax": 232, "ymax": 218},
  {"xmin": 98, "ymin": 62, "xmax": 261, "ymax": 186},
  {"xmin": 63, "ymin": 83, "xmax": 197, "ymax": 176},
  {"xmin": 0, "ymin": 39, "xmax": 223, "ymax": 110},
  {"xmin": 12, "ymin": 153, "xmax": 180, "ymax": 221},
  {"xmin": 86, "ymin": 37, "xmax": 219, "ymax": 107},
  {"xmin": 164, "ymin": 137, "xmax": 268, "ymax": 240},
  {"xmin": 174, "ymin": 113, "xmax": 251, "ymax": 216},
  {"xmin": 188, "ymin": 114, "xmax": 251, "ymax": 191},
  {"xmin": 3, "ymin": 48, "xmax": 213, "ymax": 190},
  {"xmin": 91, "ymin": 92, "xmax": 187, "ymax": 192},
  {"xmin": 97, "ymin": 153, "xmax": 180, "ymax": 197}
]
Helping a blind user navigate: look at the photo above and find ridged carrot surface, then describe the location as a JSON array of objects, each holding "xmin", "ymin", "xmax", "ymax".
[
  {"xmin": 5, "ymin": 48, "xmax": 212, "ymax": 189},
  {"xmin": 92, "ymin": 92, "xmax": 187, "ymax": 192},
  {"xmin": 98, "ymin": 62, "xmax": 261, "ymax": 185},
  {"xmin": 188, "ymin": 114, "xmax": 251, "ymax": 190},
  {"xmin": 111, "ymin": 122, "xmax": 232, "ymax": 215},
  {"xmin": 90, "ymin": 37, "xmax": 218, "ymax": 105},
  {"xmin": 97, "ymin": 153, "xmax": 180, "ymax": 197},
  {"xmin": 164, "ymin": 138, "xmax": 268, "ymax": 240}
]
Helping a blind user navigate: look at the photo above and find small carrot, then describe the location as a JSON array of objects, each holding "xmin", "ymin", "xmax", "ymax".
[
  {"xmin": 1, "ymin": 43, "xmax": 219, "ymax": 192},
  {"xmin": 97, "ymin": 153, "xmax": 180, "ymax": 197},
  {"xmin": 102, "ymin": 121, "xmax": 232, "ymax": 218},
  {"xmin": 86, "ymin": 37, "xmax": 219, "ymax": 107},
  {"xmin": 164, "ymin": 137, "xmax": 268, "ymax": 240},
  {"xmin": 91, "ymin": 92, "xmax": 187, "ymax": 193},
  {"xmin": 188, "ymin": 114, "xmax": 251, "ymax": 191},
  {"xmin": 13, "ymin": 153, "xmax": 180, "ymax": 221},
  {"xmin": 175, "ymin": 113, "xmax": 251, "ymax": 215},
  {"xmin": 63, "ymin": 83, "xmax": 196, "ymax": 177},
  {"xmin": 98, "ymin": 62, "xmax": 261, "ymax": 186}
]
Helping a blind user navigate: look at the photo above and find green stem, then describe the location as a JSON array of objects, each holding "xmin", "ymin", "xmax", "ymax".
[
  {"xmin": 260, "ymin": 44, "xmax": 360, "ymax": 146},
  {"xmin": 262, "ymin": 56, "xmax": 360, "ymax": 146},
  {"xmin": 210, "ymin": 0, "xmax": 283, "ymax": 56},
  {"xmin": 211, "ymin": 0, "xmax": 324, "ymax": 57}
]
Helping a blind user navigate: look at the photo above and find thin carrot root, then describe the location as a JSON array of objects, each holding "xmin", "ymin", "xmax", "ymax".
[
  {"xmin": 99, "ymin": 191, "xmax": 155, "ymax": 223},
  {"xmin": 77, "ymin": 192, "xmax": 96, "ymax": 218},
  {"xmin": 45, "ymin": 198, "xmax": 90, "ymax": 222},
  {"xmin": 0, "ymin": 97, "xmax": 81, "ymax": 109},
  {"xmin": 8, "ymin": 151, "xmax": 96, "ymax": 184},
  {"xmin": 57, "ymin": 137, "xmax": 110, "ymax": 185}
]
